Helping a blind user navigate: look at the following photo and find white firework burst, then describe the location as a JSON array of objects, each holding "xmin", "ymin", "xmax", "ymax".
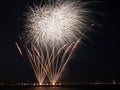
[
  {"xmin": 17, "ymin": 0, "xmax": 101, "ymax": 85},
  {"xmin": 23, "ymin": 0, "xmax": 95, "ymax": 48}
]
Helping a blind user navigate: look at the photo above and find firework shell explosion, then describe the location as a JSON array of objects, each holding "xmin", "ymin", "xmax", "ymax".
[
  {"xmin": 16, "ymin": 0, "xmax": 100, "ymax": 85},
  {"xmin": 22, "ymin": 0, "xmax": 97, "ymax": 49}
]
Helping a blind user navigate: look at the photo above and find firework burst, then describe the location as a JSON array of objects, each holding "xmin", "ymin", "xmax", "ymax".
[
  {"xmin": 17, "ymin": 0, "xmax": 99, "ymax": 85},
  {"xmin": 23, "ymin": 0, "xmax": 94, "ymax": 48}
]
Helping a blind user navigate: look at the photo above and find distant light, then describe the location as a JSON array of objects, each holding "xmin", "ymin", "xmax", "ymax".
[{"xmin": 52, "ymin": 83, "xmax": 55, "ymax": 86}]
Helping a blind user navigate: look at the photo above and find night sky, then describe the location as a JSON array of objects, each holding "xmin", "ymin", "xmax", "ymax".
[{"xmin": 0, "ymin": 0, "xmax": 119, "ymax": 83}]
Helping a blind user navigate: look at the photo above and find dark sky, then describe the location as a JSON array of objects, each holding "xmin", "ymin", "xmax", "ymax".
[{"xmin": 0, "ymin": 0, "xmax": 119, "ymax": 83}]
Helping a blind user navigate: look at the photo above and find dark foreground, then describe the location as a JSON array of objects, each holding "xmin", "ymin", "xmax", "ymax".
[{"xmin": 0, "ymin": 85, "xmax": 120, "ymax": 90}]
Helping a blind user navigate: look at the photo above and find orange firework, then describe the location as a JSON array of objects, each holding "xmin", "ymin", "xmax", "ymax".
[{"xmin": 15, "ymin": 42, "xmax": 23, "ymax": 56}]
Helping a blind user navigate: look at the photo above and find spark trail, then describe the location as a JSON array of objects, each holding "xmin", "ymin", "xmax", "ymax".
[
  {"xmin": 15, "ymin": 42, "xmax": 23, "ymax": 56},
  {"xmin": 17, "ymin": 0, "xmax": 98, "ymax": 85}
]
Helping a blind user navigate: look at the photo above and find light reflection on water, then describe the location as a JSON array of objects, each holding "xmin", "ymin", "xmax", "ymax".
[
  {"xmin": 0, "ymin": 87, "xmax": 82, "ymax": 90},
  {"xmin": 27, "ymin": 87, "xmax": 80, "ymax": 90},
  {"xmin": 2, "ymin": 86, "xmax": 117, "ymax": 90},
  {"xmin": 32, "ymin": 87, "xmax": 79, "ymax": 90}
]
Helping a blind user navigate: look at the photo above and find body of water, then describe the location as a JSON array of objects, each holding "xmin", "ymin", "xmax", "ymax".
[{"xmin": 0, "ymin": 85, "xmax": 120, "ymax": 90}]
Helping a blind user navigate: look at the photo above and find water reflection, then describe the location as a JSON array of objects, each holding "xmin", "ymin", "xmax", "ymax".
[
  {"xmin": 0, "ymin": 86, "xmax": 118, "ymax": 90},
  {"xmin": 32, "ymin": 87, "xmax": 80, "ymax": 90}
]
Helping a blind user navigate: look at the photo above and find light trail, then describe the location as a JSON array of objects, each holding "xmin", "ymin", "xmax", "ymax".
[{"xmin": 15, "ymin": 42, "xmax": 23, "ymax": 56}]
